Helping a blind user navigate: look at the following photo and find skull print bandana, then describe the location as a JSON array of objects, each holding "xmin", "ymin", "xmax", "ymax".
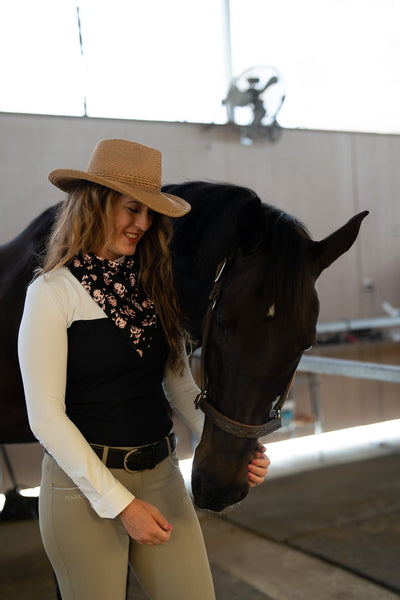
[{"xmin": 68, "ymin": 253, "xmax": 158, "ymax": 358}]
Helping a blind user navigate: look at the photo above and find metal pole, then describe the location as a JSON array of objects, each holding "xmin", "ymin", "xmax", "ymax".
[
  {"xmin": 76, "ymin": 1, "xmax": 87, "ymax": 117},
  {"xmin": 0, "ymin": 445, "xmax": 18, "ymax": 490},
  {"xmin": 222, "ymin": 0, "xmax": 233, "ymax": 90},
  {"xmin": 307, "ymin": 374, "xmax": 322, "ymax": 436}
]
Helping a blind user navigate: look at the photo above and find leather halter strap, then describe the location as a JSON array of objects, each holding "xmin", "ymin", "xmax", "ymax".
[{"xmin": 194, "ymin": 258, "xmax": 296, "ymax": 439}]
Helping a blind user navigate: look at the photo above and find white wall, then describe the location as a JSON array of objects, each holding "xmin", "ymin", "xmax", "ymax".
[{"xmin": 1, "ymin": 112, "xmax": 399, "ymax": 321}]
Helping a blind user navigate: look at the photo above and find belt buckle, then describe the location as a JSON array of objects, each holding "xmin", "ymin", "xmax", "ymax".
[{"xmin": 123, "ymin": 448, "xmax": 140, "ymax": 473}]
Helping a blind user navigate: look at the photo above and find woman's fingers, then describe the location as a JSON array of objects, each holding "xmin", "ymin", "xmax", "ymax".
[
  {"xmin": 248, "ymin": 451, "xmax": 271, "ymax": 487},
  {"xmin": 119, "ymin": 498, "xmax": 172, "ymax": 545}
]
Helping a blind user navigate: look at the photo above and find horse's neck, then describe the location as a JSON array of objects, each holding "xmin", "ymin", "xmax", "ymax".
[
  {"xmin": 172, "ymin": 228, "xmax": 231, "ymax": 344},
  {"xmin": 171, "ymin": 185, "xmax": 255, "ymax": 341},
  {"xmin": 173, "ymin": 252, "xmax": 222, "ymax": 344}
]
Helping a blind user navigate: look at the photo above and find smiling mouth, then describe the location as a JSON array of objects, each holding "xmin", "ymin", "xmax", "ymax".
[{"xmin": 125, "ymin": 232, "xmax": 139, "ymax": 242}]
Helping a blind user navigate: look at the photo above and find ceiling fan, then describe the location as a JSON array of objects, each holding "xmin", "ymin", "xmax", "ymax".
[{"xmin": 223, "ymin": 65, "xmax": 286, "ymax": 144}]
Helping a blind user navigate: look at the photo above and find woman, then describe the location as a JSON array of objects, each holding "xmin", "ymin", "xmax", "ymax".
[{"xmin": 18, "ymin": 139, "xmax": 270, "ymax": 600}]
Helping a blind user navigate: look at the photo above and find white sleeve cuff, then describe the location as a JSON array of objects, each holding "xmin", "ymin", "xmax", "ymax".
[{"xmin": 89, "ymin": 479, "xmax": 135, "ymax": 519}]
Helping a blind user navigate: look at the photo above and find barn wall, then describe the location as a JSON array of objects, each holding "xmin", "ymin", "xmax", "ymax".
[
  {"xmin": 1, "ymin": 113, "xmax": 399, "ymax": 491},
  {"xmin": 1, "ymin": 111, "xmax": 399, "ymax": 322}
]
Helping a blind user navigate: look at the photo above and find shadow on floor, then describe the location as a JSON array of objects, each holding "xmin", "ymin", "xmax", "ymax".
[{"xmin": 224, "ymin": 453, "xmax": 400, "ymax": 595}]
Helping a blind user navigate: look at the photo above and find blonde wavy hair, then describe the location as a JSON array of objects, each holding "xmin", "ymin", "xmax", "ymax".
[{"xmin": 42, "ymin": 181, "xmax": 186, "ymax": 373}]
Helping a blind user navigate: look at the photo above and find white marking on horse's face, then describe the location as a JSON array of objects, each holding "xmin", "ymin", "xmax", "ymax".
[{"xmin": 266, "ymin": 303, "xmax": 275, "ymax": 318}]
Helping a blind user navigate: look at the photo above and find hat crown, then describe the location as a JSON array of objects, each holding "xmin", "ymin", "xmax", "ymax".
[
  {"xmin": 48, "ymin": 138, "xmax": 191, "ymax": 217},
  {"xmin": 87, "ymin": 139, "xmax": 162, "ymax": 191}
]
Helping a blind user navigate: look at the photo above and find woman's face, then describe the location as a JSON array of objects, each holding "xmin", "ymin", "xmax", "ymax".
[{"xmin": 97, "ymin": 195, "xmax": 154, "ymax": 260}]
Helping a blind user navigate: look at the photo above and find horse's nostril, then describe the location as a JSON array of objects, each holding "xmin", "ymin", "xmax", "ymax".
[{"xmin": 192, "ymin": 466, "xmax": 249, "ymax": 511}]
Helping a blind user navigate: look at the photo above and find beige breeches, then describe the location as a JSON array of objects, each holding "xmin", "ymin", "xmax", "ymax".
[{"xmin": 39, "ymin": 451, "xmax": 215, "ymax": 600}]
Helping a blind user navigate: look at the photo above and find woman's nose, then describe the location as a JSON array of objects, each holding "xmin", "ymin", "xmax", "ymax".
[{"xmin": 136, "ymin": 211, "xmax": 153, "ymax": 231}]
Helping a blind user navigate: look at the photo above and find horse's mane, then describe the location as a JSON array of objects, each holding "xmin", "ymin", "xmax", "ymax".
[
  {"xmin": 165, "ymin": 181, "xmax": 260, "ymax": 266},
  {"xmin": 164, "ymin": 181, "xmax": 313, "ymax": 324}
]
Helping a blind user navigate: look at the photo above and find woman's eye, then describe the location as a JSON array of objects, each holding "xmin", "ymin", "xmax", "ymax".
[{"xmin": 128, "ymin": 207, "xmax": 154, "ymax": 217}]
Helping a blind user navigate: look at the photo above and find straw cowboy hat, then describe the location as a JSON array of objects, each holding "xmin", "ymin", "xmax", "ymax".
[{"xmin": 48, "ymin": 138, "xmax": 190, "ymax": 218}]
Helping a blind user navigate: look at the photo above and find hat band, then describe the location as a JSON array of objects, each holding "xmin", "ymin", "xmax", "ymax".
[{"xmin": 89, "ymin": 169, "xmax": 160, "ymax": 190}]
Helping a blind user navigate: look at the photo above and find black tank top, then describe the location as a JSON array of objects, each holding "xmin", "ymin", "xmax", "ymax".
[{"xmin": 65, "ymin": 317, "xmax": 172, "ymax": 446}]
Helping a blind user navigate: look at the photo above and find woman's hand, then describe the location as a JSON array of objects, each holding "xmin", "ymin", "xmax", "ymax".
[
  {"xmin": 119, "ymin": 498, "xmax": 172, "ymax": 545},
  {"xmin": 248, "ymin": 442, "xmax": 270, "ymax": 488}
]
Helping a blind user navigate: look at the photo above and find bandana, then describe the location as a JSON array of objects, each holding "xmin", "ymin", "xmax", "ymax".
[{"xmin": 67, "ymin": 253, "xmax": 158, "ymax": 358}]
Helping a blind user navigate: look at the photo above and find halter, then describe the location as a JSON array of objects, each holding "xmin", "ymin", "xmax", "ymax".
[{"xmin": 194, "ymin": 257, "xmax": 296, "ymax": 439}]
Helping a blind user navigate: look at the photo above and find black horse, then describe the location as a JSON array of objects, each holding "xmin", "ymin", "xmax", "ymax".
[
  {"xmin": 0, "ymin": 181, "xmax": 367, "ymax": 511},
  {"xmin": 0, "ymin": 203, "xmax": 59, "ymax": 443}
]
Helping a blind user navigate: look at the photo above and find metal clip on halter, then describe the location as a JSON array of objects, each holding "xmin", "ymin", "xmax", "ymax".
[
  {"xmin": 214, "ymin": 258, "xmax": 227, "ymax": 282},
  {"xmin": 194, "ymin": 390, "xmax": 207, "ymax": 410},
  {"xmin": 209, "ymin": 258, "xmax": 227, "ymax": 311}
]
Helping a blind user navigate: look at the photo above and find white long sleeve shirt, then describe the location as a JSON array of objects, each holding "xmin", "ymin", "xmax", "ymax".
[{"xmin": 18, "ymin": 267, "xmax": 204, "ymax": 519}]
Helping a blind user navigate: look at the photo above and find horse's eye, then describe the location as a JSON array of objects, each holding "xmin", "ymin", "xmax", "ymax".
[
  {"xmin": 215, "ymin": 315, "xmax": 225, "ymax": 329},
  {"xmin": 304, "ymin": 345, "xmax": 313, "ymax": 352}
]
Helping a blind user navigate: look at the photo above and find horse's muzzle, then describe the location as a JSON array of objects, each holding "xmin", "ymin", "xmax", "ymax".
[{"xmin": 191, "ymin": 466, "xmax": 248, "ymax": 512}]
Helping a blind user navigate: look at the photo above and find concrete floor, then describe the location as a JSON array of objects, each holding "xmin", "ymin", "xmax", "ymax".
[
  {"xmin": 0, "ymin": 510, "xmax": 398, "ymax": 600},
  {"xmin": 200, "ymin": 511, "xmax": 400, "ymax": 600},
  {"xmin": 1, "ymin": 420, "xmax": 399, "ymax": 599},
  {"xmin": 197, "ymin": 420, "xmax": 400, "ymax": 600}
]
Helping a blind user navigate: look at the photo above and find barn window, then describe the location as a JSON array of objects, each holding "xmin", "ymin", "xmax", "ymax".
[{"xmin": 0, "ymin": 0, "xmax": 398, "ymax": 134}]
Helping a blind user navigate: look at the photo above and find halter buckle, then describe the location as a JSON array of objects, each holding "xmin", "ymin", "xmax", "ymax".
[
  {"xmin": 214, "ymin": 258, "xmax": 227, "ymax": 282},
  {"xmin": 195, "ymin": 390, "xmax": 207, "ymax": 409}
]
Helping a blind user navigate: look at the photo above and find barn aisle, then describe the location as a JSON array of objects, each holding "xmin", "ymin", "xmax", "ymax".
[
  {"xmin": 0, "ymin": 505, "xmax": 398, "ymax": 600},
  {"xmin": 1, "ymin": 424, "xmax": 400, "ymax": 600}
]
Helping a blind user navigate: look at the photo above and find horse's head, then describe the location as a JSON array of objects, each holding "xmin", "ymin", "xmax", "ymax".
[{"xmin": 192, "ymin": 204, "xmax": 368, "ymax": 511}]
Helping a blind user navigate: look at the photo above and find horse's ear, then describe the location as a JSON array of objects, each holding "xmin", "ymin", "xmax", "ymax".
[
  {"xmin": 236, "ymin": 198, "xmax": 264, "ymax": 256},
  {"xmin": 311, "ymin": 210, "xmax": 369, "ymax": 276}
]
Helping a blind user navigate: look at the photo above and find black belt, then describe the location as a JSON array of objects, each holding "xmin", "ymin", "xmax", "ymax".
[{"xmin": 90, "ymin": 433, "xmax": 176, "ymax": 473}]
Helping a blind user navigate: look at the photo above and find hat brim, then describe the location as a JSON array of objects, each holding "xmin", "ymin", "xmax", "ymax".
[{"xmin": 48, "ymin": 169, "xmax": 191, "ymax": 218}]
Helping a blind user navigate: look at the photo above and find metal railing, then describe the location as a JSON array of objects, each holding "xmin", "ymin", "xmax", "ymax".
[
  {"xmin": 298, "ymin": 355, "xmax": 400, "ymax": 383},
  {"xmin": 317, "ymin": 302, "xmax": 400, "ymax": 334},
  {"xmin": 192, "ymin": 312, "xmax": 400, "ymax": 436},
  {"xmin": 303, "ymin": 307, "xmax": 400, "ymax": 429},
  {"xmin": 193, "ymin": 342, "xmax": 400, "ymax": 383},
  {"xmin": 317, "ymin": 315, "xmax": 400, "ymax": 334},
  {"xmin": 296, "ymin": 355, "xmax": 400, "ymax": 435}
]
